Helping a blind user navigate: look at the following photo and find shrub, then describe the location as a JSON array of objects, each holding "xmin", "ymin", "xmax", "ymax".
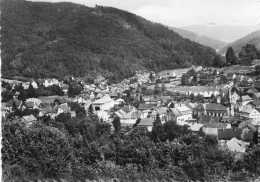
[{"xmin": 2, "ymin": 121, "xmax": 72, "ymax": 179}]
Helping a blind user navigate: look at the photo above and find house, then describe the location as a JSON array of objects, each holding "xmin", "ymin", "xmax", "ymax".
[
  {"xmin": 57, "ymin": 103, "xmax": 71, "ymax": 115},
  {"xmin": 241, "ymin": 95, "xmax": 253, "ymax": 106},
  {"xmin": 251, "ymin": 59, "xmax": 260, "ymax": 66},
  {"xmin": 189, "ymin": 123, "xmax": 204, "ymax": 132},
  {"xmin": 21, "ymin": 115, "xmax": 37, "ymax": 127},
  {"xmin": 1, "ymin": 102, "xmax": 12, "ymax": 118},
  {"xmin": 31, "ymin": 80, "xmax": 38, "ymax": 89},
  {"xmin": 238, "ymin": 121, "xmax": 257, "ymax": 142},
  {"xmin": 39, "ymin": 105, "xmax": 55, "ymax": 117},
  {"xmin": 25, "ymin": 98, "xmax": 42, "ymax": 109},
  {"xmin": 38, "ymin": 95, "xmax": 69, "ymax": 105},
  {"xmin": 137, "ymin": 118, "xmax": 154, "ymax": 132},
  {"xmin": 169, "ymin": 105, "xmax": 193, "ymax": 125},
  {"xmin": 43, "ymin": 78, "xmax": 60, "ymax": 87},
  {"xmin": 247, "ymin": 100, "xmax": 260, "ymax": 109},
  {"xmin": 138, "ymin": 103, "xmax": 156, "ymax": 119},
  {"xmin": 246, "ymin": 88, "xmax": 258, "ymax": 95},
  {"xmin": 150, "ymin": 107, "xmax": 169, "ymax": 123},
  {"xmin": 226, "ymin": 138, "xmax": 249, "ymax": 153},
  {"xmin": 202, "ymin": 122, "xmax": 231, "ymax": 137},
  {"xmin": 142, "ymin": 96, "xmax": 161, "ymax": 105},
  {"xmin": 252, "ymin": 92, "xmax": 260, "ymax": 100},
  {"xmin": 239, "ymin": 105, "xmax": 260, "ymax": 124},
  {"xmin": 115, "ymin": 106, "xmax": 140, "ymax": 126},
  {"xmin": 96, "ymin": 110, "xmax": 111, "ymax": 122},
  {"xmin": 91, "ymin": 95, "xmax": 118, "ymax": 112},
  {"xmin": 218, "ymin": 128, "xmax": 240, "ymax": 140},
  {"xmin": 168, "ymin": 86, "xmax": 222, "ymax": 98}
]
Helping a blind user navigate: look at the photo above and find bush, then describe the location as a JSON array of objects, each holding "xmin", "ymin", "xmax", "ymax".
[{"xmin": 2, "ymin": 121, "xmax": 72, "ymax": 179}]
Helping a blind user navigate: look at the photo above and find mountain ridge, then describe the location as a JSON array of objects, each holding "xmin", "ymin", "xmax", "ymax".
[
  {"xmin": 182, "ymin": 24, "xmax": 260, "ymax": 43},
  {"xmin": 219, "ymin": 30, "xmax": 260, "ymax": 55},
  {"xmin": 1, "ymin": 0, "xmax": 220, "ymax": 82},
  {"xmin": 171, "ymin": 27, "xmax": 226, "ymax": 50}
]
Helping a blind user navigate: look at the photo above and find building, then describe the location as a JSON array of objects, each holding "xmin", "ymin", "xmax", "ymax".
[
  {"xmin": 201, "ymin": 103, "xmax": 227, "ymax": 117},
  {"xmin": 239, "ymin": 105, "xmax": 260, "ymax": 124},
  {"xmin": 241, "ymin": 95, "xmax": 253, "ymax": 106},
  {"xmin": 150, "ymin": 107, "xmax": 169, "ymax": 123},
  {"xmin": 138, "ymin": 103, "xmax": 156, "ymax": 119},
  {"xmin": 169, "ymin": 105, "xmax": 193, "ymax": 125},
  {"xmin": 137, "ymin": 118, "xmax": 154, "ymax": 132},
  {"xmin": 115, "ymin": 106, "xmax": 140, "ymax": 126},
  {"xmin": 92, "ymin": 95, "xmax": 118, "ymax": 112}
]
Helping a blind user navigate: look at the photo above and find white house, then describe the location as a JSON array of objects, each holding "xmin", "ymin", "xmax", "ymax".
[
  {"xmin": 239, "ymin": 105, "xmax": 260, "ymax": 125},
  {"xmin": 43, "ymin": 79, "xmax": 60, "ymax": 87},
  {"xmin": 226, "ymin": 138, "xmax": 249, "ymax": 153},
  {"xmin": 169, "ymin": 104, "xmax": 193, "ymax": 125},
  {"xmin": 92, "ymin": 95, "xmax": 119, "ymax": 112},
  {"xmin": 241, "ymin": 95, "xmax": 253, "ymax": 106},
  {"xmin": 115, "ymin": 106, "xmax": 140, "ymax": 126},
  {"xmin": 31, "ymin": 80, "xmax": 38, "ymax": 89}
]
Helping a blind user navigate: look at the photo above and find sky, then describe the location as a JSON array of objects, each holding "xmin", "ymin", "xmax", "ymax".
[{"xmin": 30, "ymin": 0, "xmax": 260, "ymax": 27}]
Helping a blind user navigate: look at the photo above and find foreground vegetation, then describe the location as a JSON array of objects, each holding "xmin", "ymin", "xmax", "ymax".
[{"xmin": 2, "ymin": 109, "xmax": 260, "ymax": 182}]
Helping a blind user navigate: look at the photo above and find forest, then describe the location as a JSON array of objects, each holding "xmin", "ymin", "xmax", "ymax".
[{"xmin": 1, "ymin": 0, "xmax": 221, "ymax": 82}]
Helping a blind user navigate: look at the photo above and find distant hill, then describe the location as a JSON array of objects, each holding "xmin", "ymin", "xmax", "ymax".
[
  {"xmin": 171, "ymin": 27, "xmax": 226, "ymax": 51},
  {"xmin": 182, "ymin": 24, "xmax": 260, "ymax": 43},
  {"xmin": 1, "ymin": 0, "xmax": 219, "ymax": 82},
  {"xmin": 219, "ymin": 30, "xmax": 260, "ymax": 55}
]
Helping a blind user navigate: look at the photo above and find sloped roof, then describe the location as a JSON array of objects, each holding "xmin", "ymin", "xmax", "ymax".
[
  {"xmin": 246, "ymin": 88, "xmax": 258, "ymax": 94},
  {"xmin": 249, "ymin": 99, "xmax": 260, "ymax": 106},
  {"xmin": 226, "ymin": 137, "xmax": 249, "ymax": 153},
  {"xmin": 38, "ymin": 95, "xmax": 69, "ymax": 104},
  {"xmin": 170, "ymin": 108, "xmax": 182, "ymax": 117},
  {"xmin": 138, "ymin": 118, "xmax": 154, "ymax": 126},
  {"xmin": 58, "ymin": 103, "xmax": 70, "ymax": 112},
  {"xmin": 241, "ymin": 95, "xmax": 253, "ymax": 102},
  {"xmin": 204, "ymin": 103, "xmax": 226, "ymax": 111},
  {"xmin": 138, "ymin": 103, "xmax": 156, "ymax": 110},
  {"xmin": 238, "ymin": 121, "xmax": 257, "ymax": 132},
  {"xmin": 218, "ymin": 128, "xmax": 235, "ymax": 140},
  {"xmin": 155, "ymin": 107, "xmax": 168, "ymax": 115},
  {"xmin": 22, "ymin": 115, "xmax": 37, "ymax": 122},
  {"xmin": 254, "ymin": 92, "xmax": 260, "ymax": 98},
  {"xmin": 204, "ymin": 122, "xmax": 227, "ymax": 128},
  {"xmin": 93, "ymin": 95, "xmax": 113, "ymax": 104},
  {"xmin": 240, "ymin": 105, "xmax": 256, "ymax": 114}
]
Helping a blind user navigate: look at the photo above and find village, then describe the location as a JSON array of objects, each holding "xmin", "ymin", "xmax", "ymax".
[{"xmin": 2, "ymin": 61, "xmax": 260, "ymax": 156}]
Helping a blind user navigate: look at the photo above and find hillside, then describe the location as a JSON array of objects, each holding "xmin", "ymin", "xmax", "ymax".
[
  {"xmin": 182, "ymin": 24, "xmax": 260, "ymax": 43},
  {"xmin": 171, "ymin": 27, "xmax": 226, "ymax": 51},
  {"xmin": 219, "ymin": 30, "xmax": 260, "ymax": 55},
  {"xmin": 1, "ymin": 0, "xmax": 219, "ymax": 82}
]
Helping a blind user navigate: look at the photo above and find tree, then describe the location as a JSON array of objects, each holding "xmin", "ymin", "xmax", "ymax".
[
  {"xmin": 213, "ymin": 55, "xmax": 226, "ymax": 67},
  {"xmin": 255, "ymin": 65, "xmax": 260, "ymax": 75},
  {"xmin": 154, "ymin": 83, "xmax": 161, "ymax": 95},
  {"xmin": 149, "ymin": 73, "xmax": 155, "ymax": 82},
  {"xmin": 70, "ymin": 102, "xmax": 86, "ymax": 118},
  {"xmin": 112, "ymin": 116, "xmax": 121, "ymax": 133},
  {"xmin": 226, "ymin": 47, "xmax": 238, "ymax": 65},
  {"xmin": 133, "ymin": 118, "xmax": 141, "ymax": 128},
  {"xmin": 68, "ymin": 82, "xmax": 83, "ymax": 97},
  {"xmin": 27, "ymin": 83, "xmax": 36, "ymax": 98},
  {"xmin": 239, "ymin": 44, "xmax": 258, "ymax": 65},
  {"xmin": 151, "ymin": 114, "xmax": 166, "ymax": 142}
]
